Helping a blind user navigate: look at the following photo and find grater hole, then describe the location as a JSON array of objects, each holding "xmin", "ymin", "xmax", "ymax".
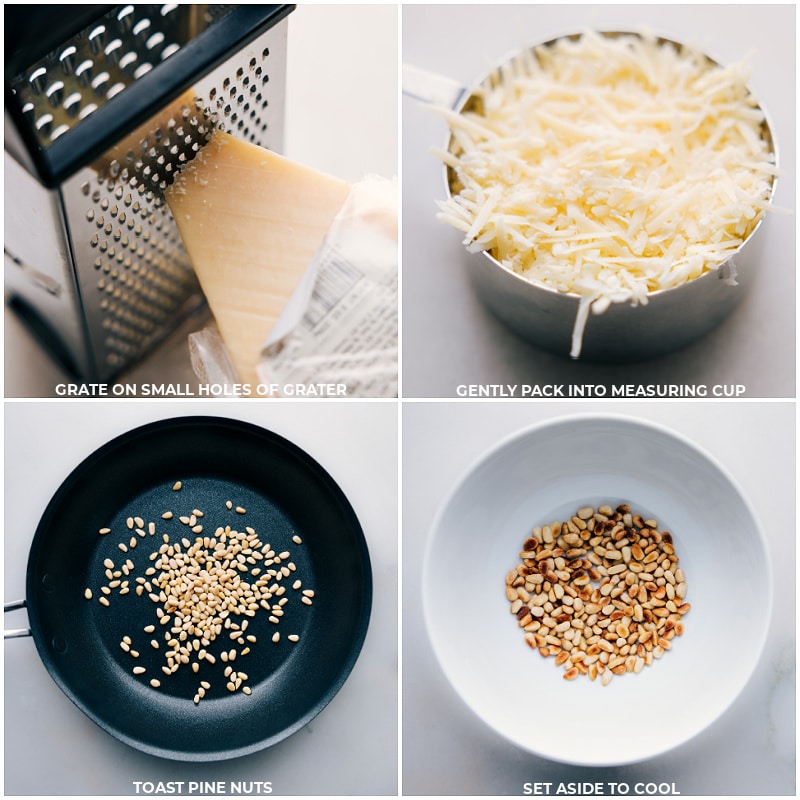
[
  {"xmin": 132, "ymin": 18, "xmax": 151, "ymax": 37},
  {"xmin": 105, "ymin": 39, "xmax": 123, "ymax": 64},
  {"xmin": 29, "ymin": 67, "xmax": 48, "ymax": 94},
  {"xmin": 79, "ymin": 103, "xmax": 98, "ymax": 120},
  {"xmin": 119, "ymin": 51, "xmax": 138, "ymax": 71},
  {"xmin": 59, "ymin": 46, "xmax": 78, "ymax": 74},
  {"xmin": 88, "ymin": 25, "xmax": 107, "ymax": 54},
  {"xmin": 117, "ymin": 5, "xmax": 136, "ymax": 29},
  {"xmin": 64, "ymin": 93, "xmax": 82, "ymax": 117},
  {"xmin": 146, "ymin": 32, "xmax": 166, "ymax": 51},
  {"xmin": 161, "ymin": 43, "xmax": 181, "ymax": 60},
  {"xmin": 107, "ymin": 82, "xmax": 127, "ymax": 100},
  {"xmin": 35, "ymin": 114, "xmax": 53, "ymax": 134},
  {"xmin": 92, "ymin": 71, "xmax": 110, "ymax": 94},
  {"xmin": 75, "ymin": 60, "xmax": 93, "ymax": 86},
  {"xmin": 46, "ymin": 81, "xmax": 65, "ymax": 106},
  {"xmin": 51, "ymin": 124, "xmax": 71, "ymax": 141}
]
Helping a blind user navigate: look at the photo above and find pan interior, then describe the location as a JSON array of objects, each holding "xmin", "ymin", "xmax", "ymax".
[{"xmin": 25, "ymin": 417, "xmax": 371, "ymax": 761}]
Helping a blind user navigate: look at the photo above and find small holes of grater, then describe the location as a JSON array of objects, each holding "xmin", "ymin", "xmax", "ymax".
[{"xmin": 84, "ymin": 169, "xmax": 199, "ymax": 369}]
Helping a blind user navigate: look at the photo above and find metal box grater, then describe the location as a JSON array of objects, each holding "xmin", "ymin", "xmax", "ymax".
[{"xmin": 5, "ymin": 4, "xmax": 294, "ymax": 381}]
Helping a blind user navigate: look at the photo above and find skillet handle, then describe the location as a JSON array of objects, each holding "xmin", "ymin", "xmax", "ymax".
[
  {"xmin": 4, "ymin": 599, "xmax": 32, "ymax": 639},
  {"xmin": 402, "ymin": 63, "xmax": 466, "ymax": 109}
]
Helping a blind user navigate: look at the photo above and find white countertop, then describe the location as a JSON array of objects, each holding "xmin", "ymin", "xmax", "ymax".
[
  {"xmin": 402, "ymin": 400, "xmax": 795, "ymax": 795},
  {"xmin": 4, "ymin": 400, "xmax": 398, "ymax": 795},
  {"xmin": 402, "ymin": 4, "xmax": 796, "ymax": 398}
]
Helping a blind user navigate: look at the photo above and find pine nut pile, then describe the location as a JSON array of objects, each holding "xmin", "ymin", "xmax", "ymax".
[
  {"xmin": 85, "ymin": 480, "xmax": 314, "ymax": 703},
  {"xmin": 505, "ymin": 503, "xmax": 689, "ymax": 684}
]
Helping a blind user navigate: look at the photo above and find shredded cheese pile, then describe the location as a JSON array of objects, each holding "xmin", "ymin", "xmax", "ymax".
[{"xmin": 435, "ymin": 31, "xmax": 776, "ymax": 357}]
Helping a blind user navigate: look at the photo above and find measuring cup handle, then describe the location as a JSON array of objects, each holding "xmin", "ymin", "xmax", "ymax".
[
  {"xmin": 4, "ymin": 599, "xmax": 31, "ymax": 639},
  {"xmin": 402, "ymin": 64, "xmax": 466, "ymax": 109}
]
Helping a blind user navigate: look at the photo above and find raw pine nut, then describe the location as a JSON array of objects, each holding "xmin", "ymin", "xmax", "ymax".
[{"xmin": 506, "ymin": 502, "xmax": 688, "ymax": 685}]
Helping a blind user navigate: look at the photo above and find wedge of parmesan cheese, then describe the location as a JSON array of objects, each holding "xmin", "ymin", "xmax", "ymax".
[
  {"xmin": 165, "ymin": 131, "xmax": 350, "ymax": 385},
  {"xmin": 435, "ymin": 30, "xmax": 776, "ymax": 357}
]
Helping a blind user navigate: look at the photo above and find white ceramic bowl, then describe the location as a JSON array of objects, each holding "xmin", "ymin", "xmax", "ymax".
[{"xmin": 423, "ymin": 414, "xmax": 772, "ymax": 766}]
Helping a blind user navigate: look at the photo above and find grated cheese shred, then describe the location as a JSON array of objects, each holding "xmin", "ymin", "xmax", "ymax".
[{"xmin": 435, "ymin": 31, "xmax": 776, "ymax": 357}]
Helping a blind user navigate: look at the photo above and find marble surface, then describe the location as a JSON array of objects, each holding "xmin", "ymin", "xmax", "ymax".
[
  {"xmin": 402, "ymin": 401, "xmax": 795, "ymax": 796},
  {"xmin": 402, "ymin": 4, "xmax": 796, "ymax": 399},
  {"xmin": 4, "ymin": 401, "xmax": 398, "ymax": 795}
]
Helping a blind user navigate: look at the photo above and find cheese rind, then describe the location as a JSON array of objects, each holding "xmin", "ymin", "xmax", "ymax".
[{"xmin": 165, "ymin": 131, "xmax": 350, "ymax": 385}]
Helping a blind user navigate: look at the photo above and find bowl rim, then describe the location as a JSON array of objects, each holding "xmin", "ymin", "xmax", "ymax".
[
  {"xmin": 422, "ymin": 411, "xmax": 775, "ymax": 766},
  {"xmin": 441, "ymin": 28, "xmax": 780, "ymax": 304}
]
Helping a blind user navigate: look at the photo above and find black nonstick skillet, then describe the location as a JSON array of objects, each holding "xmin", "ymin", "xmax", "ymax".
[{"xmin": 5, "ymin": 416, "xmax": 372, "ymax": 761}]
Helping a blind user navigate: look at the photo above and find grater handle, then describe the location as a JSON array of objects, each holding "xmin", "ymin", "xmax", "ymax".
[
  {"xmin": 4, "ymin": 599, "xmax": 32, "ymax": 639},
  {"xmin": 402, "ymin": 64, "xmax": 466, "ymax": 109}
]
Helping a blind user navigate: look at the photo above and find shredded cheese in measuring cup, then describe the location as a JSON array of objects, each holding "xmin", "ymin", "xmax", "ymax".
[{"xmin": 435, "ymin": 30, "xmax": 776, "ymax": 357}]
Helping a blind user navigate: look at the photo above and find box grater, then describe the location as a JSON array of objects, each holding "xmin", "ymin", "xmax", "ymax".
[{"xmin": 5, "ymin": 4, "xmax": 294, "ymax": 381}]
